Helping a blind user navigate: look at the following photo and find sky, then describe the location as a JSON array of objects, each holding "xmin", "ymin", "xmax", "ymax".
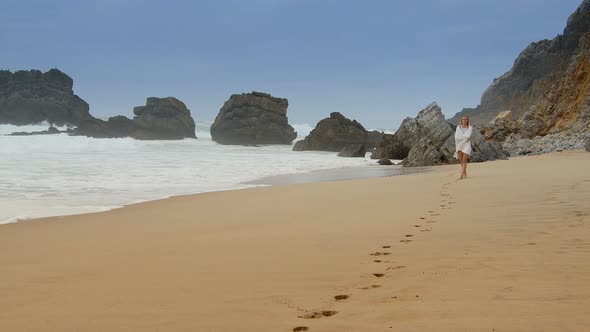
[{"xmin": 0, "ymin": 0, "xmax": 583, "ymax": 129}]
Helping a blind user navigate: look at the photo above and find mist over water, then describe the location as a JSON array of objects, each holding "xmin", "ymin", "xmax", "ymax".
[{"xmin": 0, "ymin": 122, "xmax": 378, "ymax": 223}]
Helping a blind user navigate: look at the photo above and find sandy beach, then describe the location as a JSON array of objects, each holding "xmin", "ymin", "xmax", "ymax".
[{"xmin": 1, "ymin": 151, "xmax": 589, "ymax": 332}]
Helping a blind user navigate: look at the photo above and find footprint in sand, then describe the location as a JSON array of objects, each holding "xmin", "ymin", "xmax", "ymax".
[
  {"xmin": 360, "ymin": 285, "xmax": 382, "ymax": 290},
  {"xmin": 370, "ymin": 252, "xmax": 391, "ymax": 256},
  {"xmin": 299, "ymin": 311, "xmax": 338, "ymax": 319},
  {"xmin": 382, "ymin": 245, "xmax": 391, "ymax": 249},
  {"xmin": 427, "ymin": 220, "xmax": 437, "ymax": 223},
  {"xmin": 405, "ymin": 234, "xmax": 414, "ymax": 237},
  {"xmin": 414, "ymin": 225, "xmax": 422, "ymax": 228},
  {"xmin": 373, "ymin": 273, "xmax": 385, "ymax": 278},
  {"xmin": 419, "ymin": 217, "xmax": 426, "ymax": 220},
  {"xmin": 420, "ymin": 228, "xmax": 432, "ymax": 232},
  {"xmin": 293, "ymin": 327, "xmax": 309, "ymax": 331},
  {"xmin": 400, "ymin": 239, "xmax": 413, "ymax": 244},
  {"xmin": 374, "ymin": 259, "xmax": 383, "ymax": 263},
  {"xmin": 386, "ymin": 265, "xmax": 406, "ymax": 270},
  {"xmin": 334, "ymin": 295, "xmax": 350, "ymax": 301}
]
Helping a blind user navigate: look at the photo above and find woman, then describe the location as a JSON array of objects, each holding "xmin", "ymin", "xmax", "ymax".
[{"xmin": 454, "ymin": 115, "xmax": 472, "ymax": 179}]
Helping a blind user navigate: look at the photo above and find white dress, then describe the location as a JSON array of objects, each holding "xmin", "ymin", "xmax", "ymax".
[{"xmin": 454, "ymin": 125, "xmax": 473, "ymax": 159}]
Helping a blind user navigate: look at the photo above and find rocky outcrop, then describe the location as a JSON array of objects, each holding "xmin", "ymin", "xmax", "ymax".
[
  {"xmin": 0, "ymin": 68, "xmax": 92, "ymax": 126},
  {"xmin": 503, "ymin": 132, "xmax": 590, "ymax": 156},
  {"xmin": 586, "ymin": 139, "xmax": 590, "ymax": 151},
  {"xmin": 130, "ymin": 97, "xmax": 196, "ymax": 140},
  {"xmin": 293, "ymin": 112, "xmax": 367, "ymax": 153},
  {"xmin": 337, "ymin": 144, "xmax": 366, "ymax": 157},
  {"xmin": 366, "ymin": 130, "xmax": 385, "ymax": 149},
  {"xmin": 449, "ymin": 0, "xmax": 590, "ymax": 128},
  {"xmin": 373, "ymin": 103, "xmax": 507, "ymax": 166},
  {"xmin": 377, "ymin": 158, "xmax": 393, "ymax": 165},
  {"xmin": 73, "ymin": 116, "xmax": 134, "ymax": 138},
  {"xmin": 72, "ymin": 97, "xmax": 196, "ymax": 140},
  {"xmin": 210, "ymin": 91, "xmax": 296, "ymax": 145},
  {"xmin": 7, "ymin": 126, "xmax": 66, "ymax": 136}
]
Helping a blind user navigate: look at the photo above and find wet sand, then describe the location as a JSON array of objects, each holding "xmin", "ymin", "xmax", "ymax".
[{"xmin": 1, "ymin": 151, "xmax": 589, "ymax": 331}]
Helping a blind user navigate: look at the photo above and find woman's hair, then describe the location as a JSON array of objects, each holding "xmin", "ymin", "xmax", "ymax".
[{"xmin": 461, "ymin": 115, "xmax": 469, "ymax": 126}]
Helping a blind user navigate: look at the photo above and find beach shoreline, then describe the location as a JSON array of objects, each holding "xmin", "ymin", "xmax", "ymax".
[{"xmin": 1, "ymin": 151, "xmax": 589, "ymax": 331}]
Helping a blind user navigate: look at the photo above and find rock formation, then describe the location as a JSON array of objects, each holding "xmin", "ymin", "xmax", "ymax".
[
  {"xmin": 586, "ymin": 139, "xmax": 590, "ymax": 151},
  {"xmin": 366, "ymin": 130, "xmax": 385, "ymax": 149},
  {"xmin": 73, "ymin": 97, "xmax": 196, "ymax": 140},
  {"xmin": 449, "ymin": 0, "xmax": 590, "ymax": 136},
  {"xmin": 337, "ymin": 144, "xmax": 367, "ymax": 157},
  {"xmin": 210, "ymin": 91, "xmax": 296, "ymax": 145},
  {"xmin": 73, "ymin": 116, "xmax": 134, "ymax": 138},
  {"xmin": 130, "ymin": 97, "xmax": 196, "ymax": 140},
  {"xmin": 372, "ymin": 103, "xmax": 507, "ymax": 166},
  {"xmin": 7, "ymin": 126, "xmax": 66, "ymax": 136},
  {"xmin": 293, "ymin": 112, "xmax": 368, "ymax": 154},
  {"xmin": 0, "ymin": 68, "xmax": 92, "ymax": 126}
]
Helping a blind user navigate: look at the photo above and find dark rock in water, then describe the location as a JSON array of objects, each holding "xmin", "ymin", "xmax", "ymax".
[
  {"xmin": 378, "ymin": 158, "xmax": 393, "ymax": 165},
  {"xmin": 337, "ymin": 144, "xmax": 366, "ymax": 157},
  {"xmin": 210, "ymin": 91, "xmax": 296, "ymax": 145},
  {"xmin": 130, "ymin": 97, "xmax": 196, "ymax": 140},
  {"xmin": 372, "ymin": 102, "xmax": 507, "ymax": 167},
  {"xmin": 293, "ymin": 112, "xmax": 367, "ymax": 152},
  {"xmin": 7, "ymin": 126, "xmax": 66, "ymax": 136},
  {"xmin": 73, "ymin": 116, "xmax": 134, "ymax": 138},
  {"xmin": 585, "ymin": 139, "xmax": 590, "ymax": 152},
  {"xmin": 0, "ymin": 68, "xmax": 92, "ymax": 126},
  {"xmin": 366, "ymin": 130, "xmax": 385, "ymax": 149}
]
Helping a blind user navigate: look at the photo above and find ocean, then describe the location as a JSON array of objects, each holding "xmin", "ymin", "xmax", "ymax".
[{"xmin": 0, "ymin": 122, "xmax": 392, "ymax": 224}]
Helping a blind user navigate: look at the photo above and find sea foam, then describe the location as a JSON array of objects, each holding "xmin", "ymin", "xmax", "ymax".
[{"xmin": 0, "ymin": 122, "xmax": 380, "ymax": 223}]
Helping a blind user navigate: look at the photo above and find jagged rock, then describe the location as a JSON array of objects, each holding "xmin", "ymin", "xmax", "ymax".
[
  {"xmin": 449, "ymin": 0, "xmax": 590, "ymax": 128},
  {"xmin": 293, "ymin": 112, "xmax": 367, "ymax": 152},
  {"xmin": 0, "ymin": 68, "xmax": 92, "ymax": 126},
  {"xmin": 585, "ymin": 139, "xmax": 590, "ymax": 151},
  {"xmin": 210, "ymin": 91, "xmax": 296, "ymax": 145},
  {"xmin": 337, "ymin": 144, "xmax": 366, "ymax": 157},
  {"xmin": 372, "ymin": 102, "xmax": 507, "ymax": 167},
  {"xmin": 130, "ymin": 97, "xmax": 196, "ymax": 140},
  {"xmin": 366, "ymin": 130, "xmax": 385, "ymax": 149},
  {"xmin": 7, "ymin": 126, "xmax": 66, "ymax": 136},
  {"xmin": 73, "ymin": 116, "xmax": 134, "ymax": 138},
  {"xmin": 377, "ymin": 158, "xmax": 393, "ymax": 165},
  {"xmin": 503, "ymin": 132, "xmax": 590, "ymax": 156}
]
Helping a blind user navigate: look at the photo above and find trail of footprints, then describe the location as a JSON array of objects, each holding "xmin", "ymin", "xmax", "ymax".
[{"xmin": 291, "ymin": 180, "xmax": 456, "ymax": 331}]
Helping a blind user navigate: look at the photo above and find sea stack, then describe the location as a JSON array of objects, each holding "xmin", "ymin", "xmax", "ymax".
[
  {"xmin": 210, "ymin": 91, "xmax": 296, "ymax": 145},
  {"xmin": 0, "ymin": 68, "xmax": 92, "ymax": 126},
  {"xmin": 293, "ymin": 112, "xmax": 368, "ymax": 157},
  {"xmin": 130, "ymin": 97, "xmax": 196, "ymax": 140}
]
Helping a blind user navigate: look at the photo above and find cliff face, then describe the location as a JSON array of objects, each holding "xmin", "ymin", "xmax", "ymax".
[
  {"xmin": 0, "ymin": 68, "xmax": 92, "ymax": 126},
  {"xmin": 449, "ymin": 0, "xmax": 590, "ymax": 134}
]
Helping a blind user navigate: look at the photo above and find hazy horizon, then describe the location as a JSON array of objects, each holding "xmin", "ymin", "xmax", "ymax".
[{"xmin": 0, "ymin": 0, "xmax": 582, "ymax": 129}]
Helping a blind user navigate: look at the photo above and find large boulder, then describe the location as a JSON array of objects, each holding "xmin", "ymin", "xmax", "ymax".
[
  {"xmin": 372, "ymin": 102, "xmax": 507, "ymax": 167},
  {"xmin": 293, "ymin": 112, "xmax": 367, "ymax": 152},
  {"xmin": 366, "ymin": 130, "xmax": 385, "ymax": 149},
  {"xmin": 73, "ymin": 116, "xmax": 134, "ymax": 138},
  {"xmin": 0, "ymin": 68, "xmax": 92, "ymax": 126},
  {"xmin": 210, "ymin": 91, "xmax": 296, "ymax": 145},
  {"xmin": 130, "ymin": 97, "xmax": 196, "ymax": 140},
  {"xmin": 337, "ymin": 144, "xmax": 367, "ymax": 157}
]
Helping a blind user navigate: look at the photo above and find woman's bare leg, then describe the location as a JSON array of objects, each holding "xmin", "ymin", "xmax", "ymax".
[
  {"xmin": 457, "ymin": 151, "xmax": 465, "ymax": 179},
  {"xmin": 462, "ymin": 154, "xmax": 469, "ymax": 178}
]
